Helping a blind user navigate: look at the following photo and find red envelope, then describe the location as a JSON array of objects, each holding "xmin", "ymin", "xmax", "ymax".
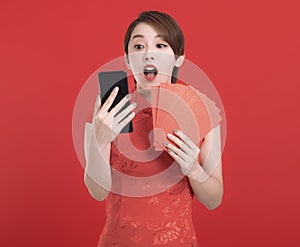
[{"xmin": 151, "ymin": 83, "xmax": 222, "ymax": 151}]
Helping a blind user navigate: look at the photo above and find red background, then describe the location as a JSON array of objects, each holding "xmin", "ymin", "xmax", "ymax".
[{"xmin": 1, "ymin": 0, "xmax": 299, "ymax": 246}]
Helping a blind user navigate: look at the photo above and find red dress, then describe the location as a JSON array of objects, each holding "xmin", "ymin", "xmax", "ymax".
[{"xmin": 98, "ymin": 86, "xmax": 212, "ymax": 246}]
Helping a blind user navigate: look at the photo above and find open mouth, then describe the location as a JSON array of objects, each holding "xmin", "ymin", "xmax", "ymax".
[{"xmin": 143, "ymin": 64, "xmax": 158, "ymax": 81}]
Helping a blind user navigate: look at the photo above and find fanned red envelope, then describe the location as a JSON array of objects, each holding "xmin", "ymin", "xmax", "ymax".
[{"xmin": 151, "ymin": 83, "xmax": 222, "ymax": 151}]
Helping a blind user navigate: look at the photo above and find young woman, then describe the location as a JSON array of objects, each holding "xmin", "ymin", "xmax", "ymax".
[{"xmin": 84, "ymin": 11, "xmax": 223, "ymax": 246}]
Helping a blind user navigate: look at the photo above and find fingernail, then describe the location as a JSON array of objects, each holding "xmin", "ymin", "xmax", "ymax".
[
  {"xmin": 114, "ymin": 86, "xmax": 119, "ymax": 92},
  {"xmin": 167, "ymin": 133, "xmax": 172, "ymax": 139},
  {"xmin": 163, "ymin": 141, "xmax": 168, "ymax": 146},
  {"xmin": 126, "ymin": 94, "xmax": 131, "ymax": 99},
  {"xmin": 132, "ymin": 102, "xmax": 137, "ymax": 107},
  {"xmin": 174, "ymin": 129, "xmax": 179, "ymax": 134}
]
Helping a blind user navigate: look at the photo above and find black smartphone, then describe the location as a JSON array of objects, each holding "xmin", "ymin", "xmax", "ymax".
[{"xmin": 98, "ymin": 70, "xmax": 133, "ymax": 133}]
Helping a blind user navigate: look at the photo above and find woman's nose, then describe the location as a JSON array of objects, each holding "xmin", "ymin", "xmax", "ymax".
[{"xmin": 143, "ymin": 51, "xmax": 155, "ymax": 61}]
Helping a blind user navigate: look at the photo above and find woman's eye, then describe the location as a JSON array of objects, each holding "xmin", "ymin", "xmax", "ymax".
[
  {"xmin": 157, "ymin": 44, "xmax": 168, "ymax": 48},
  {"xmin": 134, "ymin": 44, "xmax": 144, "ymax": 50}
]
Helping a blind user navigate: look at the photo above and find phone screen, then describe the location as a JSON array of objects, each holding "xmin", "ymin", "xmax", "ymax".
[{"xmin": 98, "ymin": 70, "xmax": 133, "ymax": 133}]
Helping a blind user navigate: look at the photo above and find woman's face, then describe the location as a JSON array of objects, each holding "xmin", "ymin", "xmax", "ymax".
[{"xmin": 126, "ymin": 22, "xmax": 183, "ymax": 90}]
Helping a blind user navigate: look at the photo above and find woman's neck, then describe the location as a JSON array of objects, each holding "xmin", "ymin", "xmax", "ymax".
[
  {"xmin": 136, "ymin": 85, "xmax": 152, "ymax": 103},
  {"xmin": 136, "ymin": 80, "xmax": 172, "ymax": 103}
]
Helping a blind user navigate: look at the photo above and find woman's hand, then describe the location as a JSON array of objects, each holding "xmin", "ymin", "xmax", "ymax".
[
  {"xmin": 93, "ymin": 87, "xmax": 136, "ymax": 148},
  {"xmin": 164, "ymin": 129, "xmax": 200, "ymax": 177}
]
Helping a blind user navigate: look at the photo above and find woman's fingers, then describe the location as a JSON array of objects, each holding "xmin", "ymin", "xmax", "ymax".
[
  {"xmin": 110, "ymin": 93, "xmax": 132, "ymax": 117},
  {"xmin": 116, "ymin": 111, "xmax": 135, "ymax": 133},
  {"xmin": 166, "ymin": 148, "xmax": 186, "ymax": 167},
  {"xmin": 114, "ymin": 102, "xmax": 137, "ymax": 124},
  {"xmin": 93, "ymin": 95, "xmax": 101, "ymax": 119},
  {"xmin": 164, "ymin": 140, "xmax": 189, "ymax": 161},
  {"xmin": 165, "ymin": 130, "xmax": 201, "ymax": 176},
  {"xmin": 173, "ymin": 130, "xmax": 197, "ymax": 150},
  {"xmin": 166, "ymin": 133, "xmax": 191, "ymax": 155},
  {"xmin": 100, "ymin": 87, "xmax": 119, "ymax": 113}
]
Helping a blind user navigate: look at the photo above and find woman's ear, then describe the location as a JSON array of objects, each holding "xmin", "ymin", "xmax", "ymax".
[
  {"xmin": 175, "ymin": 55, "xmax": 185, "ymax": 67},
  {"xmin": 124, "ymin": 54, "xmax": 131, "ymax": 70}
]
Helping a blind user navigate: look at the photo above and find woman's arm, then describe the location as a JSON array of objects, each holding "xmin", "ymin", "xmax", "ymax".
[
  {"xmin": 84, "ymin": 122, "xmax": 111, "ymax": 201},
  {"xmin": 83, "ymin": 88, "xmax": 136, "ymax": 201},
  {"xmin": 165, "ymin": 124, "xmax": 223, "ymax": 210},
  {"xmin": 187, "ymin": 124, "xmax": 223, "ymax": 210}
]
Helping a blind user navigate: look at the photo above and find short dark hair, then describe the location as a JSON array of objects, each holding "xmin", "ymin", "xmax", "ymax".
[
  {"xmin": 124, "ymin": 11, "xmax": 185, "ymax": 83},
  {"xmin": 124, "ymin": 11, "xmax": 184, "ymax": 56}
]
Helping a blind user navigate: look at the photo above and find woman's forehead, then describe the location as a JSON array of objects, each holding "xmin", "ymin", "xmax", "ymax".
[{"xmin": 131, "ymin": 23, "xmax": 163, "ymax": 38}]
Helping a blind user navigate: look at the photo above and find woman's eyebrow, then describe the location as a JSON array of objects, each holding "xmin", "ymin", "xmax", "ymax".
[
  {"xmin": 131, "ymin": 34, "xmax": 164, "ymax": 40},
  {"xmin": 132, "ymin": 34, "xmax": 144, "ymax": 40}
]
